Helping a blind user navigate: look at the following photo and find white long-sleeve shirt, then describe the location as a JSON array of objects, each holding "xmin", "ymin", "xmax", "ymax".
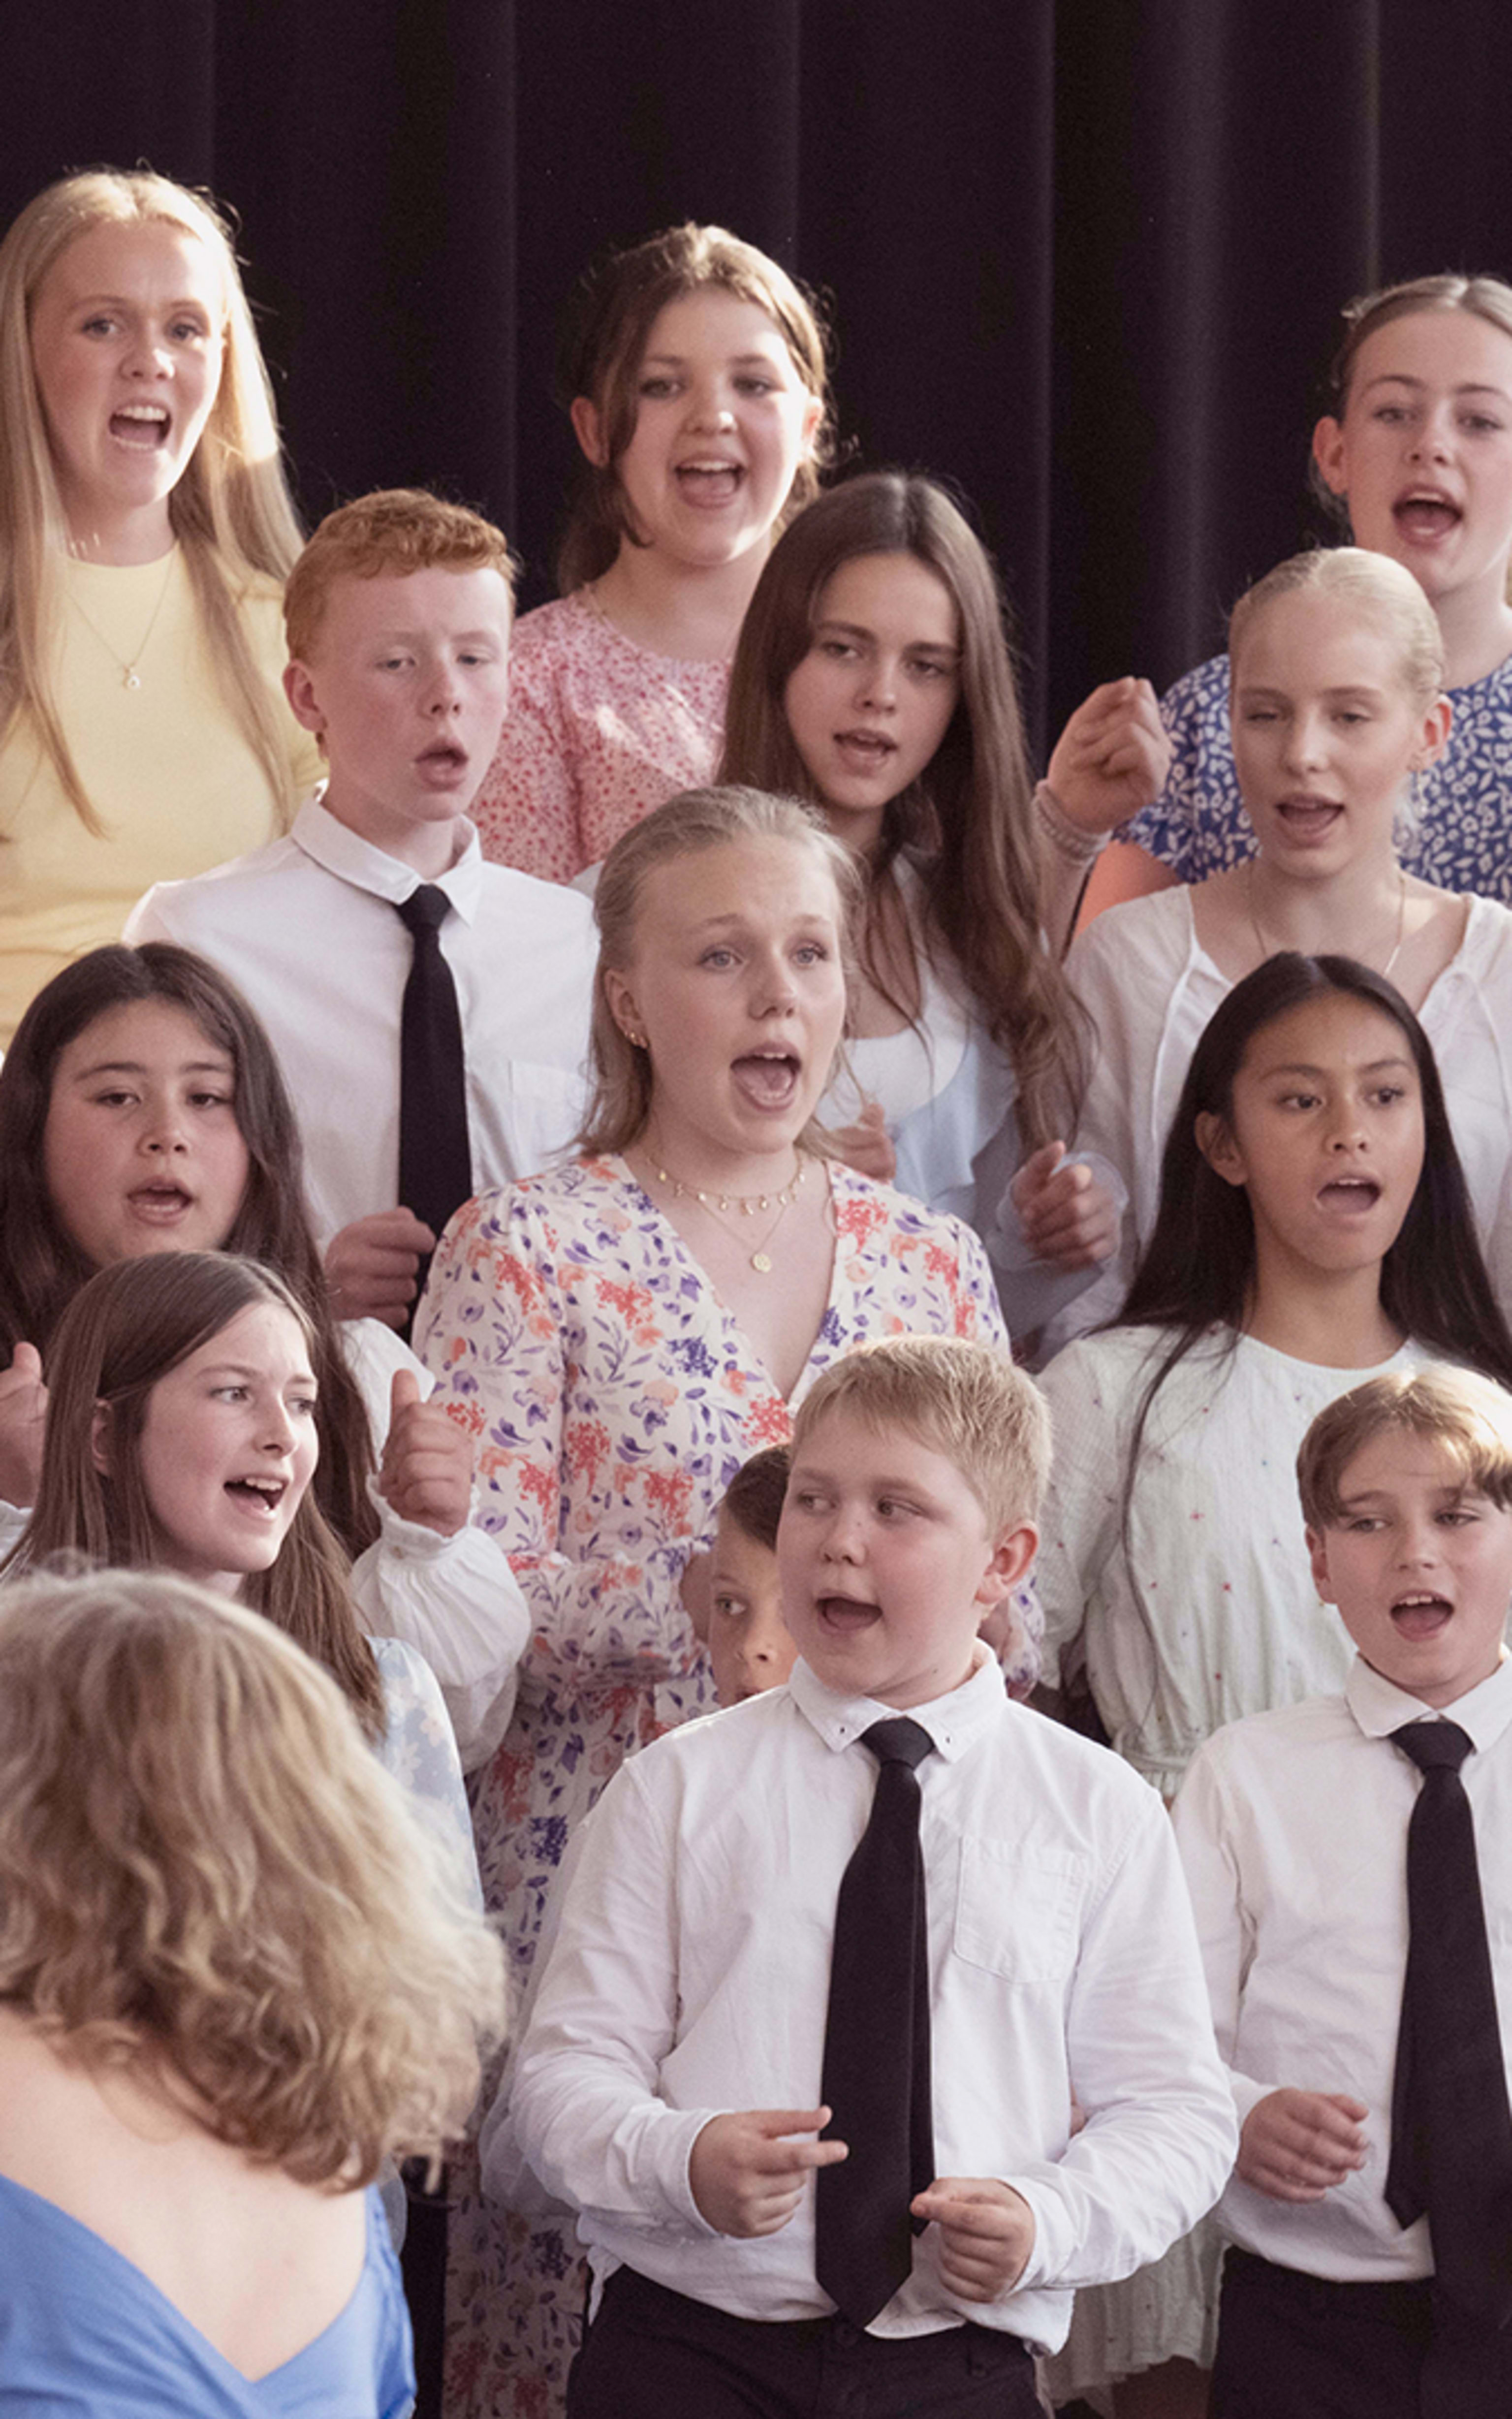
[
  {"xmin": 126, "ymin": 796, "xmax": 596, "ymax": 1245},
  {"xmin": 1172, "ymin": 1653, "xmax": 1512, "ymax": 2283},
  {"xmin": 503, "ymin": 1648, "xmax": 1237, "ymax": 2352}
]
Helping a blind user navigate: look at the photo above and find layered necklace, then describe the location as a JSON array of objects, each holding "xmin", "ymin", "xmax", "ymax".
[
  {"xmin": 648, "ymin": 1151, "xmax": 808, "ymax": 1274},
  {"xmin": 1246, "ymin": 861, "xmax": 1408, "ymax": 981}
]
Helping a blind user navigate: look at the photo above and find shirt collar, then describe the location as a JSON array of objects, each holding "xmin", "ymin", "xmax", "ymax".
[
  {"xmin": 788, "ymin": 1642, "xmax": 1006, "ymax": 1763},
  {"xmin": 1346, "ymin": 1646, "xmax": 1512, "ymax": 1756},
  {"xmin": 292, "ymin": 792, "xmax": 483, "ymax": 921}
]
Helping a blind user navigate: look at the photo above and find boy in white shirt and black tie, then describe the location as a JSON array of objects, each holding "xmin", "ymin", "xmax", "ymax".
[
  {"xmin": 502, "ymin": 1335, "xmax": 1237, "ymax": 2418},
  {"xmin": 127, "ymin": 490, "xmax": 597, "ymax": 1331},
  {"xmin": 1175, "ymin": 1365, "xmax": 1512, "ymax": 2419}
]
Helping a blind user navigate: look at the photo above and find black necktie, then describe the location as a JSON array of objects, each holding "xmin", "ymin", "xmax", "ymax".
[
  {"xmin": 815, "ymin": 1716, "xmax": 936, "ymax": 2328},
  {"xmin": 394, "ymin": 885, "xmax": 472, "ymax": 1254},
  {"xmin": 1386, "ymin": 1717, "xmax": 1512, "ymax": 2328}
]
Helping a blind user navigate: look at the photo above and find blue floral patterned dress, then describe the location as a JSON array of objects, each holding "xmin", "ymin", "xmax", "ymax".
[
  {"xmin": 414, "ymin": 1154, "xmax": 1028, "ymax": 2419},
  {"xmin": 1127, "ymin": 647, "xmax": 1512, "ymax": 893}
]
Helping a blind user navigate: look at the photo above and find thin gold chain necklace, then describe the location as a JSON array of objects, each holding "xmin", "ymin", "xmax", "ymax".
[
  {"xmin": 68, "ymin": 551, "xmax": 176, "ymax": 691},
  {"xmin": 648, "ymin": 1152, "xmax": 807, "ymax": 1275}
]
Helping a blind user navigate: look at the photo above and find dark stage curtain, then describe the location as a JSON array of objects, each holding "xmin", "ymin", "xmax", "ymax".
[{"xmin": 8, "ymin": 2, "xmax": 1512, "ymax": 755}]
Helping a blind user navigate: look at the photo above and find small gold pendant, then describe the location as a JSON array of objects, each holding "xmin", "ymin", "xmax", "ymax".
[
  {"xmin": 751, "ymin": 1251, "xmax": 773, "ymax": 1274},
  {"xmin": 124, "ymin": 668, "xmax": 141, "ymax": 691}
]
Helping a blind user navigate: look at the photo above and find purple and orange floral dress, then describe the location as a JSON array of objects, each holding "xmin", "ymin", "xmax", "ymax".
[{"xmin": 415, "ymin": 1154, "xmax": 1027, "ymax": 2419}]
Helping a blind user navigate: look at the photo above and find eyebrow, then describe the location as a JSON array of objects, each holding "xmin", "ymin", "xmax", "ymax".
[
  {"xmin": 1254, "ymin": 1055, "xmax": 1415, "ymax": 1079},
  {"xmin": 687, "ymin": 911, "xmax": 835, "ymax": 933},
  {"xmin": 68, "ymin": 290, "xmax": 213, "ymax": 314},
  {"xmin": 68, "ymin": 1056, "xmax": 233, "ymax": 1079},
  {"xmin": 370, "ymin": 628, "xmax": 504, "ymax": 646},
  {"xmin": 1236, "ymin": 684, "xmax": 1389, "ymax": 704},
  {"xmin": 1336, "ymin": 1483, "xmax": 1473, "ymax": 1509},
  {"xmin": 640, "ymin": 348, "xmax": 787, "ymax": 368},
  {"xmin": 814, "ymin": 616, "xmax": 960, "ymax": 657},
  {"xmin": 195, "ymin": 1360, "xmax": 315, "ymax": 1382},
  {"xmin": 1360, "ymin": 372, "xmax": 1512, "ymax": 403}
]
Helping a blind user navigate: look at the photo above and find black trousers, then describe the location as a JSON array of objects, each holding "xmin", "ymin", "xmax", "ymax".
[
  {"xmin": 567, "ymin": 2266, "xmax": 1040, "ymax": 2419},
  {"xmin": 1211, "ymin": 2245, "xmax": 1512, "ymax": 2419}
]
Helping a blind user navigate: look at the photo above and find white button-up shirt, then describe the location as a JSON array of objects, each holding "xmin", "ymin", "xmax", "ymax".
[
  {"xmin": 126, "ymin": 797, "xmax": 596, "ymax": 1243},
  {"xmin": 502, "ymin": 1649, "xmax": 1236, "ymax": 2351},
  {"xmin": 1173, "ymin": 1653, "xmax": 1512, "ymax": 2282}
]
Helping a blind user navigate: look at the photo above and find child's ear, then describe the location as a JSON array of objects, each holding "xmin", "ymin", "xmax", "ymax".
[
  {"xmin": 1306, "ymin": 1524, "xmax": 1338, "ymax": 1604},
  {"xmin": 976, "ymin": 1518, "xmax": 1039, "ymax": 1605},
  {"xmin": 797, "ymin": 389, "xmax": 823, "ymax": 459},
  {"xmin": 1195, "ymin": 1110, "xmax": 1248, "ymax": 1189},
  {"xmin": 283, "ymin": 658, "xmax": 327, "ymax": 739},
  {"xmin": 1412, "ymin": 694, "xmax": 1454, "ymax": 772},
  {"xmin": 1311, "ymin": 414, "xmax": 1349, "ymax": 500},
  {"xmin": 601, "ymin": 967, "xmax": 644, "ymax": 1049},
  {"xmin": 91, "ymin": 1400, "xmax": 113, "ymax": 1479},
  {"xmin": 569, "ymin": 395, "xmax": 608, "ymax": 468}
]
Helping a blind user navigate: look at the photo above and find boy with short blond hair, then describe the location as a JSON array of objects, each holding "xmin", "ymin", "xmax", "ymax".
[
  {"xmin": 1175, "ymin": 1364, "xmax": 1512, "ymax": 2418},
  {"xmin": 127, "ymin": 488, "xmax": 596, "ymax": 1327},
  {"xmin": 502, "ymin": 1336, "xmax": 1236, "ymax": 2419}
]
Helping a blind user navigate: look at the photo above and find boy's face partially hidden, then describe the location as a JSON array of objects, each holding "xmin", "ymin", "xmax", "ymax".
[
  {"xmin": 778, "ymin": 1409, "xmax": 1037, "ymax": 1710},
  {"xmin": 708, "ymin": 1506, "xmax": 799, "ymax": 1708},
  {"xmin": 1308, "ymin": 1429, "xmax": 1512, "ymax": 1708},
  {"xmin": 284, "ymin": 565, "xmax": 512, "ymax": 878}
]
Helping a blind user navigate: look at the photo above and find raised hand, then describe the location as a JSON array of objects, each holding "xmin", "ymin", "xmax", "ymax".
[{"xmin": 377, "ymin": 1367, "xmax": 472, "ymax": 1536}]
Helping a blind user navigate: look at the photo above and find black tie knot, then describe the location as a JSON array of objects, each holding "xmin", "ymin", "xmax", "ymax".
[
  {"xmin": 396, "ymin": 882, "xmax": 451, "ymax": 938},
  {"xmin": 861, "ymin": 1717, "xmax": 934, "ymax": 1773},
  {"xmin": 1393, "ymin": 1718, "xmax": 1474, "ymax": 1778}
]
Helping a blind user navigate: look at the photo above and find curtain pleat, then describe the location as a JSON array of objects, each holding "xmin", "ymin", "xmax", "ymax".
[{"xmin": 8, "ymin": 1, "xmax": 1512, "ymax": 749}]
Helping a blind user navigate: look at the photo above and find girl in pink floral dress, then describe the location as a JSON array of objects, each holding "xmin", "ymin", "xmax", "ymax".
[
  {"xmin": 472, "ymin": 226, "xmax": 833, "ymax": 883},
  {"xmin": 416, "ymin": 786, "xmax": 1034, "ymax": 2415}
]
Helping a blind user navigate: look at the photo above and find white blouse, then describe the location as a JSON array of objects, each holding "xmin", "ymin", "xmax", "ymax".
[
  {"xmin": 1061, "ymin": 885, "xmax": 1512, "ymax": 1341},
  {"xmin": 1037, "ymin": 1322, "xmax": 1422, "ymax": 1799}
]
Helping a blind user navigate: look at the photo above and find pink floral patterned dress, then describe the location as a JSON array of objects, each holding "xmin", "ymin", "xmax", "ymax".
[
  {"xmin": 471, "ymin": 594, "xmax": 729, "ymax": 882},
  {"xmin": 414, "ymin": 1154, "xmax": 1025, "ymax": 2418}
]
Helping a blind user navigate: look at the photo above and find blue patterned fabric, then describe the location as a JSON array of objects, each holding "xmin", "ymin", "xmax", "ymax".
[{"xmin": 1126, "ymin": 648, "xmax": 1512, "ymax": 896}]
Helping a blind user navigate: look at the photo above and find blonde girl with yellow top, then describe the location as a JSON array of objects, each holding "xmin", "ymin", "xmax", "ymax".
[{"xmin": 0, "ymin": 168, "xmax": 321, "ymax": 1040}]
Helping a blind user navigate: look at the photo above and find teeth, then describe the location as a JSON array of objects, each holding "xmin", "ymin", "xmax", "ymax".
[{"xmin": 116, "ymin": 405, "xmax": 168, "ymax": 421}]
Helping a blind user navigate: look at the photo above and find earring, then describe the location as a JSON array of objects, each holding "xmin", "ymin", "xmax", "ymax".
[{"xmin": 623, "ymin": 1027, "xmax": 645, "ymax": 1049}]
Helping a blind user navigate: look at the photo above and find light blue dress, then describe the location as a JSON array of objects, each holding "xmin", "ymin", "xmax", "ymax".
[{"xmin": 0, "ymin": 2174, "xmax": 414, "ymax": 2416}]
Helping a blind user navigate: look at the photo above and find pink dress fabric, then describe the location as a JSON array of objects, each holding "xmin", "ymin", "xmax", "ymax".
[
  {"xmin": 414, "ymin": 1154, "xmax": 1020, "ymax": 2417},
  {"xmin": 472, "ymin": 594, "xmax": 730, "ymax": 882}
]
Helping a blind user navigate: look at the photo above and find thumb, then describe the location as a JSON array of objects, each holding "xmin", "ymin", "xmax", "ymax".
[
  {"xmin": 10, "ymin": 1342, "xmax": 43, "ymax": 1383},
  {"xmin": 860, "ymin": 1098, "xmax": 888, "ymax": 1130},
  {"xmin": 1013, "ymin": 1140, "xmax": 1066, "ymax": 1202},
  {"xmin": 390, "ymin": 1368, "xmax": 422, "ymax": 1416}
]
